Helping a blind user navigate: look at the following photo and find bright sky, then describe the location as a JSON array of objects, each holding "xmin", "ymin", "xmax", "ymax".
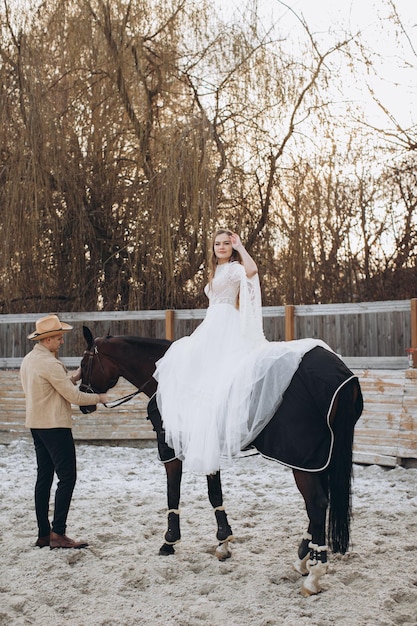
[
  {"xmin": 220, "ymin": 0, "xmax": 417, "ymax": 130},
  {"xmin": 285, "ymin": 0, "xmax": 416, "ymax": 126}
]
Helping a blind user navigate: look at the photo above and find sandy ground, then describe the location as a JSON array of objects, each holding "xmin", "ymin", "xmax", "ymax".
[{"xmin": 1, "ymin": 439, "xmax": 416, "ymax": 626}]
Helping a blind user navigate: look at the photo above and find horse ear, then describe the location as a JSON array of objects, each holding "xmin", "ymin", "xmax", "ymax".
[{"xmin": 83, "ymin": 325, "xmax": 94, "ymax": 348}]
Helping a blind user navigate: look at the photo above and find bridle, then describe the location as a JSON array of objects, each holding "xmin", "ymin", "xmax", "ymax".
[{"xmin": 80, "ymin": 343, "xmax": 154, "ymax": 408}]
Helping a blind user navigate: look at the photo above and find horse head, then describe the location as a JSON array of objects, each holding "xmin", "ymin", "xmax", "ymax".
[{"xmin": 79, "ymin": 325, "xmax": 120, "ymax": 414}]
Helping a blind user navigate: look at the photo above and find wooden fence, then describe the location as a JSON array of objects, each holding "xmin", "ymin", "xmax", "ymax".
[
  {"xmin": 0, "ymin": 299, "xmax": 416, "ymax": 365},
  {"xmin": 1, "ymin": 299, "xmax": 416, "ymax": 467}
]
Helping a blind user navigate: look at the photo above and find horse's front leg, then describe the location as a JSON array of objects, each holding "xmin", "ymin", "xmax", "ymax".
[
  {"xmin": 146, "ymin": 397, "xmax": 183, "ymax": 556},
  {"xmin": 293, "ymin": 469, "xmax": 329, "ymax": 596},
  {"xmin": 159, "ymin": 458, "xmax": 183, "ymax": 556},
  {"xmin": 207, "ymin": 471, "xmax": 234, "ymax": 560}
]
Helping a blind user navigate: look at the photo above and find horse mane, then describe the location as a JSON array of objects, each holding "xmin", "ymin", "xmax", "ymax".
[
  {"xmin": 96, "ymin": 335, "xmax": 171, "ymax": 352},
  {"xmin": 118, "ymin": 335, "xmax": 171, "ymax": 347},
  {"xmin": 95, "ymin": 335, "xmax": 169, "ymax": 344}
]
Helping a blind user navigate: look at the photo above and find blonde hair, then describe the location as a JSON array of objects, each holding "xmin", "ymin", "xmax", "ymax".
[{"xmin": 208, "ymin": 228, "xmax": 242, "ymax": 284}]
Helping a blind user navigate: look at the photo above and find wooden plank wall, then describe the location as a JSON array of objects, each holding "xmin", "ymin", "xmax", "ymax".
[
  {"xmin": 0, "ymin": 372, "xmax": 153, "ymax": 446},
  {"xmin": 0, "ymin": 315, "xmax": 168, "ymax": 362},
  {"xmin": 0, "ymin": 300, "xmax": 413, "ymax": 360},
  {"xmin": 1, "ymin": 368, "xmax": 416, "ymax": 467},
  {"xmin": 293, "ymin": 301, "xmax": 411, "ymax": 357},
  {"xmin": 352, "ymin": 369, "xmax": 417, "ymax": 467}
]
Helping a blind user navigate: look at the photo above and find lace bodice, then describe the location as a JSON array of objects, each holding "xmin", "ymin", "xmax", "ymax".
[
  {"xmin": 204, "ymin": 262, "xmax": 265, "ymax": 343},
  {"xmin": 204, "ymin": 262, "xmax": 242, "ymax": 306}
]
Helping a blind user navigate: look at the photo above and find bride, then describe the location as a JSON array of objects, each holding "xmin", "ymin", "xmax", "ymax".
[{"xmin": 153, "ymin": 229, "xmax": 332, "ymax": 475}]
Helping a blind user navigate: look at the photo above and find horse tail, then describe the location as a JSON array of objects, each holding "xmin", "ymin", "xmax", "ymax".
[{"xmin": 327, "ymin": 379, "xmax": 359, "ymax": 554}]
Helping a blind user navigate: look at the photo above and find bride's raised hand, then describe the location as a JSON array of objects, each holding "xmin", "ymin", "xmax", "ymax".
[{"xmin": 230, "ymin": 233, "xmax": 243, "ymax": 250}]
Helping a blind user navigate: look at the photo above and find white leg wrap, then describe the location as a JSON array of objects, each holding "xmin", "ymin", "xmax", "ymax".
[
  {"xmin": 167, "ymin": 509, "xmax": 180, "ymax": 515},
  {"xmin": 301, "ymin": 543, "xmax": 328, "ymax": 596}
]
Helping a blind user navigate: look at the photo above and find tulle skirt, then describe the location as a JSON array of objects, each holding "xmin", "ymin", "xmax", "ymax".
[{"xmin": 154, "ymin": 303, "xmax": 332, "ymax": 474}]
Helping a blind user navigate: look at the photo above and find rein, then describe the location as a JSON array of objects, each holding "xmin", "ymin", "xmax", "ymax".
[
  {"xmin": 103, "ymin": 388, "xmax": 143, "ymax": 409},
  {"xmin": 81, "ymin": 345, "xmax": 154, "ymax": 408}
]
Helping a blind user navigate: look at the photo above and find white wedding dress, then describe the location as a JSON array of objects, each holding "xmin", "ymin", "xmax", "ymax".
[{"xmin": 154, "ymin": 261, "xmax": 332, "ymax": 474}]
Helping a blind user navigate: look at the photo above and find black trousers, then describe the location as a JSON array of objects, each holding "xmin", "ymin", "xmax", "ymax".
[{"xmin": 30, "ymin": 428, "xmax": 77, "ymax": 537}]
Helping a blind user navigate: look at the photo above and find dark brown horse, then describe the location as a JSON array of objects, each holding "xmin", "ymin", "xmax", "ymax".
[{"xmin": 79, "ymin": 326, "xmax": 363, "ymax": 596}]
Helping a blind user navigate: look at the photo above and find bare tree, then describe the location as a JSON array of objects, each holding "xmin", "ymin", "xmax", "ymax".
[{"xmin": 3, "ymin": 0, "xmax": 411, "ymax": 313}]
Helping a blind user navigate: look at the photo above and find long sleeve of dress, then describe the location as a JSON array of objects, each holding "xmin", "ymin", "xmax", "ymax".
[{"xmin": 238, "ymin": 269, "xmax": 265, "ymax": 344}]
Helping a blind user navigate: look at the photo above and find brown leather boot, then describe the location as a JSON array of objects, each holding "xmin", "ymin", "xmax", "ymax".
[
  {"xmin": 35, "ymin": 535, "xmax": 50, "ymax": 548},
  {"xmin": 50, "ymin": 531, "xmax": 89, "ymax": 549}
]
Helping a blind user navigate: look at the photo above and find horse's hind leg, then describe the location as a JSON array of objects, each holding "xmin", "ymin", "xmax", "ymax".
[
  {"xmin": 207, "ymin": 471, "xmax": 234, "ymax": 560},
  {"xmin": 293, "ymin": 469, "xmax": 329, "ymax": 595},
  {"xmin": 293, "ymin": 469, "xmax": 328, "ymax": 547},
  {"xmin": 159, "ymin": 458, "xmax": 183, "ymax": 556}
]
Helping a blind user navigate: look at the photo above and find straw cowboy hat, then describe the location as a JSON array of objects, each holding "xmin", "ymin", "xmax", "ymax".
[{"xmin": 28, "ymin": 314, "xmax": 73, "ymax": 341}]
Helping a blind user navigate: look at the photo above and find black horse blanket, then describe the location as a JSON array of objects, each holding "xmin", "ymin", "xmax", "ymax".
[
  {"xmin": 147, "ymin": 346, "xmax": 363, "ymax": 472},
  {"xmin": 252, "ymin": 346, "xmax": 363, "ymax": 471}
]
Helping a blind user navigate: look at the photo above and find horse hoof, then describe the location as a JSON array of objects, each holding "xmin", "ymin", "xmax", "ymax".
[
  {"xmin": 215, "ymin": 541, "xmax": 232, "ymax": 561},
  {"xmin": 159, "ymin": 543, "xmax": 176, "ymax": 556},
  {"xmin": 301, "ymin": 583, "xmax": 322, "ymax": 597}
]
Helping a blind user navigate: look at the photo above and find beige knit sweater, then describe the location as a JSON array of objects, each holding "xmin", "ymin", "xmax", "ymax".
[{"xmin": 20, "ymin": 342, "xmax": 101, "ymax": 428}]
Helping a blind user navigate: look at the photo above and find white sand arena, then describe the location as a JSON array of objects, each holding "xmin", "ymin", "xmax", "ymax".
[{"xmin": 1, "ymin": 440, "xmax": 416, "ymax": 626}]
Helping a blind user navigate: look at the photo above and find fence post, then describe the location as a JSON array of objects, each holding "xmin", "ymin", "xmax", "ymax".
[
  {"xmin": 165, "ymin": 310, "xmax": 175, "ymax": 341},
  {"xmin": 285, "ymin": 305, "xmax": 295, "ymax": 341},
  {"xmin": 411, "ymin": 299, "xmax": 417, "ymax": 367}
]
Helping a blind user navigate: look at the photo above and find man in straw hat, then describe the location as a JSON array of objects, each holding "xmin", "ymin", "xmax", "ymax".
[{"xmin": 20, "ymin": 314, "xmax": 108, "ymax": 549}]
